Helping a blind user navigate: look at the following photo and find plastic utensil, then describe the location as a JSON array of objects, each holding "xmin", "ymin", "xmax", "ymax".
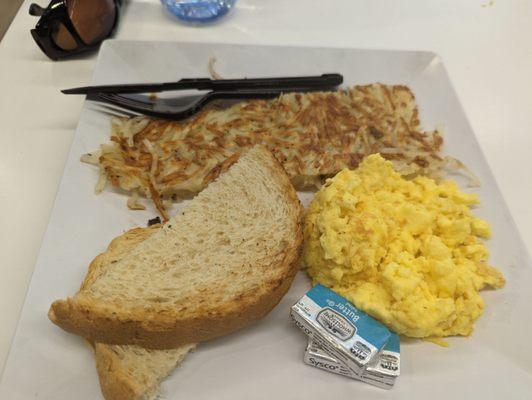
[
  {"xmin": 62, "ymin": 74, "xmax": 344, "ymax": 95},
  {"xmin": 86, "ymin": 87, "xmax": 340, "ymax": 121}
]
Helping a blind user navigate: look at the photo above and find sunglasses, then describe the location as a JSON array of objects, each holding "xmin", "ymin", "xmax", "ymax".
[{"xmin": 29, "ymin": 0, "xmax": 121, "ymax": 60}]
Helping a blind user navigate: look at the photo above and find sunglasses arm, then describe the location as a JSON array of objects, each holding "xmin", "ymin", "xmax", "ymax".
[{"xmin": 29, "ymin": 3, "xmax": 46, "ymax": 16}]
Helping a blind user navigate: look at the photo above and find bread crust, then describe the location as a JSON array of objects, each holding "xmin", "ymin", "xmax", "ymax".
[
  {"xmin": 93, "ymin": 343, "xmax": 144, "ymax": 400},
  {"xmin": 49, "ymin": 147, "xmax": 303, "ymax": 349}
]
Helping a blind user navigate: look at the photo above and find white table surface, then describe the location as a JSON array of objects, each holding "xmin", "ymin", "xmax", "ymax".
[{"xmin": 0, "ymin": 0, "xmax": 531, "ymax": 375}]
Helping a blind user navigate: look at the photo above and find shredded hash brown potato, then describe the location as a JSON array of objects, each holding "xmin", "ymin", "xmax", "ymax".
[{"xmin": 83, "ymin": 84, "xmax": 468, "ymax": 218}]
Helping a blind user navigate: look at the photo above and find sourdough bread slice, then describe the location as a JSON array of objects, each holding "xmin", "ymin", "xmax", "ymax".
[
  {"xmin": 84, "ymin": 226, "xmax": 195, "ymax": 400},
  {"xmin": 49, "ymin": 146, "xmax": 303, "ymax": 349},
  {"xmin": 94, "ymin": 342, "xmax": 193, "ymax": 400}
]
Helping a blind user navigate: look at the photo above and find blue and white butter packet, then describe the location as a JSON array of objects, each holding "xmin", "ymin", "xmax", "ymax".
[
  {"xmin": 304, "ymin": 333, "xmax": 400, "ymax": 389},
  {"xmin": 290, "ymin": 284, "xmax": 391, "ymax": 375},
  {"xmin": 364, "ymin": 332, "xmax": 400, "ymax": 381}
]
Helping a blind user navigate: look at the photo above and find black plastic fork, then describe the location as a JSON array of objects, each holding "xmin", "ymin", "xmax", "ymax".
[
  {"xmin": 70, "ymin": 73, "xmax": 343, "ymax": 120},
  {"xmin": 87, "ymin": 88, "xmax": 329, "ymax": 120}
]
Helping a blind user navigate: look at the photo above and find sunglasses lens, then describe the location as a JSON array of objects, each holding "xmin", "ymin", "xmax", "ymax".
[
  {"xmin": 68, "ymin": 0, "xmax": 116, "ymax": 44},
  {"xmin": 51, "ymin": 20, "xmax": 78, "ymax": 50},
  {"xmin": 51, "ymin": 0, "xmax": 116, "ymax": 51}
]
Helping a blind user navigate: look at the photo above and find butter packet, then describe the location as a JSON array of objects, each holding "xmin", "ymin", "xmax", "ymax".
[
  {"xmin": 290, "ymin": 284, "xmax": 391, "ymax": 375},
  {"xmin": 304, "ymin": 333, "xmax": 400, "ymax": 389},
  {"xmin": 364, "ymin": 332, "xmax": 400, "ymax": 383},
  {"xmin": 304, "ymin": 339, "xmax": 355, "ymax": 378}
]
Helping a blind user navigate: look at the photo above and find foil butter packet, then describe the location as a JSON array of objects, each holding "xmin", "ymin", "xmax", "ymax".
[
  {"xmin": 363, "ymin": 332, "xmax": 400, "ymax": 384},
  {"xmin": 290, "ymin": 284, "xmax": 392, "ymax": 375},
  {"xmin": 304, "ymin": 333, "xmax": 400, "ymax": 389}
]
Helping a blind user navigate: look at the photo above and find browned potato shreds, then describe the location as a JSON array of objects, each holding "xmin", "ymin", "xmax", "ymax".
[{"xmin": 84, "ymin": 84, "xmax": 448, "ymax": 217}]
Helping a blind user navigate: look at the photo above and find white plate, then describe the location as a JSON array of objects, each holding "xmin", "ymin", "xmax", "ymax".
[{"xmin": 1, "ymin": 41, "xmax": 531, "ymax": 400}]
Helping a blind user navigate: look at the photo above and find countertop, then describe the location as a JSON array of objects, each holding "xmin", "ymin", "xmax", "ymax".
[{"xmin": 0, "ymin": 0, "xmax": 531, "ymax": 372}]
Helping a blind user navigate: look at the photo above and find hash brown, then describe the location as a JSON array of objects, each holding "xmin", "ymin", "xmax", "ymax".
[{"xmin": 83, "ymin": 84, "xmax": 446, "ymax": 218}]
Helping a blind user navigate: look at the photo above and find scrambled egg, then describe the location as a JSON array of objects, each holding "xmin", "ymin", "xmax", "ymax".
[{"xmin": 303, "ymin": 154, "xmax": 505, "ymax": 340}]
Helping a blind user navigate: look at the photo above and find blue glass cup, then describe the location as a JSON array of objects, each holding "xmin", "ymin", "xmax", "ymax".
[{"xmin": 161, "ymin": 0, "xmax": 237, "ymax": 24}]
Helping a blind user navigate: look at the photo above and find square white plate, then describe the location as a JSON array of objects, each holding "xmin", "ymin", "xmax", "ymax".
[{"xmin": 1, "ymin": 41, "xmax": 531, "ymax": 400}]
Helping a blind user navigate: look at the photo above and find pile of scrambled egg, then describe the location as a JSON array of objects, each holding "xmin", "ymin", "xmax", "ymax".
[{"xmin": 303, "ymin": 154, "xmax": 505, "ymax": 341}]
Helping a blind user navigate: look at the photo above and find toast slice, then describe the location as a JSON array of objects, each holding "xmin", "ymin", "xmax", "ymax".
[
  {"xmin": 49, "ymin": 146, "xmax": 303, "ymax": 349},
  {"xmin": 94, "ymin": 342, "xmax": 193, "ymax": 400},
  {"xmin": 84, "ymin": 226, "xmax": 195, "ymax": 400}
]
